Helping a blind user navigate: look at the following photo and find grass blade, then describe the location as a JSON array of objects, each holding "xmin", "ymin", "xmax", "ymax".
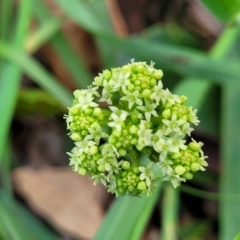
[
  {"xmin": 33, "ymin": 0, "xmax": 93, "ymax": 88},
  {"xmin": 220, "ymin": 84, "xmax": 240, "ymax": 239},
  {"xmin": 0, "ymin": 191, "xmax": 60, "ymax": 240},
  {"xmin": 0, "ymin": 0, "xmax": 32, "ymax": 161},
  {"xmin": 0, "ymin": 41, "xmax": 72, "ymax": 107},
  {"xmin": 94, "ymin": 176, "xmax": 162, "ymax": 240},
  {"xmin": 161, "ymin": 184, "xmax": 179, "ymax": 240}
]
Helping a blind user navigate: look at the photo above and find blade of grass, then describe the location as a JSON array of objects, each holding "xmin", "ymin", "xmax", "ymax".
[
  {"xmin": 220, "ymin": 84, "xmax": 240, "ymax": 239},
  {"xmin": 200, "ymin": 0, "xmax": 240, "ymax": 22},
  {"xmin": 0, "ymin": 141, "xmax": 12, "ymax": 194},
  {"xmin": 0, "ymin": 41, "xmax": 72, "ymax": 107},
  {"xmin": 0, "ymin": 191, "xmax": 60, "ymax": 240},
  {"xmin": 26, "ymin": 17, "xmax": 63, "ymax": 54},
  {"xmin": 33, "ymin": 0, "xmax": 93, "ymax": 88},
  {"xmin": 161, "ymin": 184, "xmax": 179, "ymax": 240},
  {"xmin": 93, "ymin": 173, "xmax": 162, "ymax": 240},
  {"xmin": 0, "ymin": 0, "xmax": 13, "ymax": 68},
  {"xmin": 49, "ymin": 2, "xmax": 240, "ymax": 86},
  {"xmin": 0, "ymin": 0, "xmax": 32, "ymax": 161}
]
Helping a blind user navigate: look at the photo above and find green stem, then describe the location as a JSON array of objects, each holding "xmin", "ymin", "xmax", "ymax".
[{"xmin": 161, "ymin": 184, "xmax": 179, "ymax": 240}]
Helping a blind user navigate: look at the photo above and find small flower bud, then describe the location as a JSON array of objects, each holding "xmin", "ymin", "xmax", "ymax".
[
  {"xmin": 129, "ymin": 125, "xmax": 138, "ymax": 134},
  {"xmin": 69, "ymin": 106, "xmax": 79, "ymax": 115},
  {"xmin": 183, "ymin": 172, "xmax": 193, "ymax": 180},
  {"xmin": 136, "ymin": 64, "xmax": 145, "ymax": 73},
  {"xmin": 137, "ymin": 181, "xmax": 147, "ymax": 191},
  {"xmin": 142, "ymin": 89, "xmax": 151, "ymax": 98},
  {"xmin": 78, "ymin": 168, "xmax": 87, "ymax": 175},
  {"xmin": 94, "ymin": 76, "xmax": 103, "ymax": 86},
  {"xmin": 180, "ymin": 95, "xmax": 188, "ymax": 103},
  {"xmin": 103, "ymin": 70, "xmax": 111, "ymax": 80},
  {"xmin": 89, "ymin": 145, "xmax": 98, "ymax": 155},
  {"xmin": 98, "ymin": 165, "xmax": 105, "ymax": 172},
  {"xmin": 190, "ymin": 163, "xmax": 200, "ymax": 172},
  {"xmin": 119, "ymin": 148, "xmax": 127, "ymax": 156},
  {"xmin": 154, "ymin": 69, "xmax": 163, "ymax": 79},
  {"xmin": 70, "ymin": 133, "xmax": 81, "ymax": 141},
  {"xmin": 122, "ymin": 161, "xmax": 131, "ymax": 170},
  {"xmin": 174, "ymin": 165, "xmax": 186, "ymax": 175},
  {"xmin": 162, "ymin": 109, "xmax": 171, "ymax": 119},
  {"xmin": 189, "ymin": 142, "xmax": 200, "ymax": 152}
]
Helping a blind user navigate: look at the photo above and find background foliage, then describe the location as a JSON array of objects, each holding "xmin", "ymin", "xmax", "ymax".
[{"xmin": 0, "ymin": 0, "xmax": 240, "ymax": 239}]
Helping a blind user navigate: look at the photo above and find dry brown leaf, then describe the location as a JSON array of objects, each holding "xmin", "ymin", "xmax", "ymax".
[{"xmin": 12, "ymin": 166, "xmax": 110, "ymax": 239}]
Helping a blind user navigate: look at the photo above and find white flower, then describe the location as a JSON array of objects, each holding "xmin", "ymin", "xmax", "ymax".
[
  {"xmin": 109, "ymin": 106, "xmax": 129, "ymax": 120},
  {"xmin": 121, "ymin": 90, "xmax": 143, "ymax": 109},
  {"xmin": 75, "ymin": 137, "xmax": 96, "ymax": 155},
  {"xmin": 68, "ymin": 147, "xmax": 82, "ymax": 171},
  {"xmin": 92, "ymin": 173, "xmax": 109, "ymax": 186},
  {"xmin": 97, "ymin": 155, "xmax": 118, "ymax": 172},
  {"xmin": 99, "ymin": 79, "xmax": 116, "ymax": 104},
  {"xmin": 88, "ymin": 126, "xmax": 108, "ymax": 144},
  {"xmin": 150, "ymin": 80, "xmax": 163, "ymax": 104},
  {"xmin": 171, "ymin": 136, "xmax": 187, "ymax": 151},
  {"xmin": 157, "ymin": 138, "xmax": 178, "ymax": 161},
  {"xmin": 137, "ymin": 100, "xmax": 158, "ymax": 122},
  {"xmin": 181, "ymin": 122, "xmax": 194, "ymax": 136},
  {"xmin": 108, "ymin": 109, "xmax": 129, "ymax": 131},
  {"xmin": 65, "ymin": 114, "xmax": 73, "ymax": 129},
  {"xmin": 189, "ymin": 107, "xmax": 200, "ymax": 125},
  {"xmin": 76, "ymin": 94, "xmax": 98, "ymax": 110},
  {"xmin": 167, "ymin": 92, "xmax": 181, "ymax": 105},
  {"xmin": 162, "ymin": 114, "xmax": 185, "ymax": 135},
  {"xmin": 137, "ymin": 120, "xmax": 152, "ymax": 149},
  {"xmin": 139, "ymin": 164, "xmax": 155, "ymax": 187},
  {"xmin": 115, "ymin": 72, "xmax": 130, "ymax": 91},
  {"xmin": 82, "ymin": 85, "xmax": 100, "ymax": 98},
  {"xmin": 156, "ymin": 158, "xmax": 174, "ymax": 176},
  {"xmin": 163, "ymin": 173, "xmax": 185, "ymax": 188},
  {"xmin": 102, "ymin": 143, "xmax": 119, "ymax": 157}
]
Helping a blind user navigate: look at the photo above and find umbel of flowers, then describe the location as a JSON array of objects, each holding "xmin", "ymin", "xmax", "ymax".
[{"xmin": 65, "ymin": 60, "xmax": 208, "ymax": 197}]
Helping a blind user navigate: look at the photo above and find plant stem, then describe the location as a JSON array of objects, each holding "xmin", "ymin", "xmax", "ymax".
[{"xmin": 161, "ymin": 184, "xmax": 179, "ymax": 240}]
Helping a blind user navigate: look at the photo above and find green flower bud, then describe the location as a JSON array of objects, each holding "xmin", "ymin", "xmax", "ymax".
[
  {"xmin": 162, "ymin": 109, "xmax": 171, "ymax": 119},
  {"xmin": 70, "ymin": 133, "xmax": 81, "ymax": 141},
  {"xmin": 183, "ymin": 172, "xmax": 193, "ymax": 180},
  {"xmin": 94, "ymin": 76, "xmax": 103, "ymax": 86},
  {"xmin": 136, "ymin": 64, "xmax": 145, "ymax": 73},
  {"xmin": 127, "ymin": 83, "xmax": 135, "ymax": 92},
  {"xmin": 154, "ymin": 70, "xmax": 163, "ymax": 79},
  {"xmin": 141, "ymin": 89, "xmax": 151, "ymax": 98},
  {"xmin": 119, "ymin": 148, "xmax": 127, "ymax": 156},
  {"xmin": 129, "ymin": 125, "xmax": 138, "ymax": 134},
  {"xmin": 98, "ymin": 165, "xmax": 105, "ymax": 172},
  {"xmin": 190, "ymin": 163, "xmax": 200, "ymax": 172},
  {"xmin": 78, "ymin": 168, "xmax": 87, "ymax": 175},
  {"xmin": 180, "ymin": 95, "xmax": 188, "ymax": 103},
  {"xmin": 175, "ymin": 165, "xmax": 186, "ymax": 175},
  {"xmin": 137, "ymin": 181, "xmax": 147, "ymax": 191},
  {"xmin": 73, "ymin": 89, "xmax": 81, "ymax": 98},
  {"xmin": 89, "ymin": 145, "xmax": 98, "ymax": 155},
  {"xmin": 103, "ymin": 69, "xmax": 111, "ymax": 80},
  {"xmin": 189, "ymin": 142, "xmax": 200, "ymax": 152},
  {"xmin": 69, "ymin": 106, "xmax": 79, "ymax": 115},
  {"xmin": 122, "ymin": 161, "xmax": 130, "ymax": 170}
]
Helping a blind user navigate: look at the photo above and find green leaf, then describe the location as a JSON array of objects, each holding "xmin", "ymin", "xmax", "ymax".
[
  {"xmin": 220, "ymin": 84, "xmax": 240, "ymax": 239},
  {"xmin": 33, "ymin": 0, "xmax": 93, "ymax": 88},
  {"xmin": 0, "ymin": 191, "xmax": 59, "ymax": 240},
  {"xmin": 94, "ymin": 179, "xmax": 162, "ymax": 240},
  {"xmin": 0, "ymin": 0, "xmax": 32, "ymax": 161},
  {"xmin": 234, "ymin": 231, "xmax": 240, "ymax": 240},
  {"xmin": 0, "ymin": 41, "xmax": 72, "ymax": 107},
  {"xmin": 200, "ymin": 0, "xmax": 240, "ymax": 22}
]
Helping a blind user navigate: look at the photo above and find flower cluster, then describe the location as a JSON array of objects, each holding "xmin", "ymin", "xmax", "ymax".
[{"xmin": 65, "ymin": 60, "xmax": 208, "ymax": 196}]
